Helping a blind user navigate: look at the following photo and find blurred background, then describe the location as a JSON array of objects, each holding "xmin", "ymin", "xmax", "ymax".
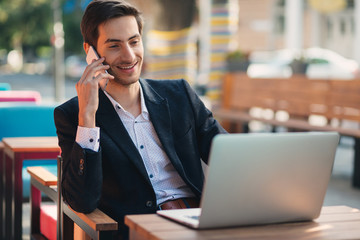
[
  {"xmin": 1, "ymin": 0, "xmax": 360, "ymax": 102},
  {"xmin": 1, "ymin": 1, "xmax": 360, "ymax": 239}
]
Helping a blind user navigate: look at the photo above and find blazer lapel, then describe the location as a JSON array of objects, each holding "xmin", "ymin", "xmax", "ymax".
[
  {"xmin": 140, "ymin": 80, "xmax": 186, "ymax": 178},
  {"xmin": 96, "ymin": 89, "xmax": 151, "ymax": 185}
]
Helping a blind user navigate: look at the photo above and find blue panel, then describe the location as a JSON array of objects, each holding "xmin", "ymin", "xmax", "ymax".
[
  {"xmin": 0, "ymin": 83, "xmax": 11, "ymax": 91},
  {"xmin": 0, "ymin": 103, "xmax": 57, "ymax": 139}
]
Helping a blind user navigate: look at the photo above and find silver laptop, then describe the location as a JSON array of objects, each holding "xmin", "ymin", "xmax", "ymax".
[{"xmin": 157, "ymin": 132, "xmax": 339, "ymax": 229}]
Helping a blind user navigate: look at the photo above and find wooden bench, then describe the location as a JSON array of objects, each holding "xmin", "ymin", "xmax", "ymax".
[
  {"xmin": 27, "ymin": 156, "xmax": 118, "ymax": 240},
  {"xmin": 213, "ymin": 72, "xmax": 360, "ymax": 188}
]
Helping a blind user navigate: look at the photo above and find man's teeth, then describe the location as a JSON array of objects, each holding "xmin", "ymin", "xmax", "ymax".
[{"xmin": 119, "ymin": 63, "xmax": 136, "ymax": 69}]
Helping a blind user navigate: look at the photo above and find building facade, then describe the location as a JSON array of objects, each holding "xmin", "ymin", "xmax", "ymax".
[{"xmin": 235, "ymin": 0, "xmax": 360, "ymax": 61}]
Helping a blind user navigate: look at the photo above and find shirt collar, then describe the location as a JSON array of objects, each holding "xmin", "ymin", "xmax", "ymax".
[
  {"xmin": 103, "ymin": 84, "xmax": 149, "ymax": 117},
  {"xmin": 139, "ymin": 85, "xmax": 149, "ymax": 115}
]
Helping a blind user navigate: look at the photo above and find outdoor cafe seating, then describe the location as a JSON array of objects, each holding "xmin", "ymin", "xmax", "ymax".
[{"xmin": 0, "ymin": 102, "xmax": 58, "ymax": 239}]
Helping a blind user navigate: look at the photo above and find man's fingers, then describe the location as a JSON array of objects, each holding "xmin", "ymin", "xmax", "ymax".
[
  {"xmin": 79, "ymin": 58, "xmax": 110, "ymax": 84},
  {"xmin": 93, "ymin": 64, "xmax": 111, "ymax": 75},
  {"xmin": 95, "ymin": 72, "xmax": 114, "ymax": 81},
  {"xmin": 81, "ymin": 57, "xmax": 104, "ymax": 78}
]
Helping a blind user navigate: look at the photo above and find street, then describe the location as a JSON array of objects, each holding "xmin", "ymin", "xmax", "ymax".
[{"xmin": 0, "ymin": 72, "xmax": 77, "ymax": 104}]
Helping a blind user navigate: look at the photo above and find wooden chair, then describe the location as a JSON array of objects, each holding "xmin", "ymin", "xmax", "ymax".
[{"xmin": 27, "ymin": 156, "xmax": 118, "ymax": 240}]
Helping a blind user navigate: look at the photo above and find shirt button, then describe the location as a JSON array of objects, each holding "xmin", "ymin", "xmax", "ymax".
[
  {"xmin": 140, "ymin": 145, "xmax": 144, "ymax": 149},
  {"xmin": 146, "ymin": 201, "xmax": 153, "ymax": 208},
  {"xmin": 89, "ymin": 138, "xmax": 94, "ymax": 143},
  {"xmin": 149, "ymin": 174, "xmax": 153, "ymax": 178}
]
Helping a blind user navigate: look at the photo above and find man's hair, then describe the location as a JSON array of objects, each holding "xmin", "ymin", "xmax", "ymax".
[{"xmin": 81, "ymin": 0, "xmax": 143, "ymax": 47}]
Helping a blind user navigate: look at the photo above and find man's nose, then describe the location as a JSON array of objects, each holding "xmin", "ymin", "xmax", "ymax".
[{"xmin": 121, "ymin": 45, "xmax": 135, "ymax": 62}]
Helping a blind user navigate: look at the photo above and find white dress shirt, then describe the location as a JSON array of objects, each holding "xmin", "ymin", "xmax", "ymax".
[{"xmin": 76, "ymin": 86, "xmax": 195, "ymax": 205}]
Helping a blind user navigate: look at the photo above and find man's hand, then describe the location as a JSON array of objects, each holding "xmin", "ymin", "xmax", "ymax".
[{"xmin": 76, "ymin": 57, "xmax": 114, "ymax": 128}]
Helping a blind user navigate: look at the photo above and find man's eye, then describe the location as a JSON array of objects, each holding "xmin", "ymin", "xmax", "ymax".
[
  {"xmin": 109, "ymin": 45, "xmax": 118, "ymax": 48},
  {"xmin": 130, "ymin": 40, "xmax": 139, "ymax": 45}
]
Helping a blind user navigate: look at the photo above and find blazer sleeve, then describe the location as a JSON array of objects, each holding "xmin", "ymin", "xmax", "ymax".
[
  {"xmin": 54, "ymin": 103, "xmax": 103, "ymax": 213},
  {"xmin": 181, "ymin": 80, "xmax": 227, "ymax": 164}
]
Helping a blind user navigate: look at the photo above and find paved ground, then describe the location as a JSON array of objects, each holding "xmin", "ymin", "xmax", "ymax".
[
  {"xmin": 1, "ymin": 72, "xmax": 359, "ymax": 239},
  {"xmin": 323, "ymin": 137, "xmax": 360, "ymax": 209}
]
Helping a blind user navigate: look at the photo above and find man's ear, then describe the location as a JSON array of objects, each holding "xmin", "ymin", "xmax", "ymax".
[{"xmin": 83, "ymin": 42, "xmax": 90, "ymax": 54}]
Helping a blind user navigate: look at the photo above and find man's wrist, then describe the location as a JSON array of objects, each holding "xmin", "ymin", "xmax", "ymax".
[{"xmin": 78, "ymin": 112, "xmax": 96, "ymax": 128}]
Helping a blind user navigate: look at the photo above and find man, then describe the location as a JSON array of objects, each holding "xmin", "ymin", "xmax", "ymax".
[{"xmin": 54, "ymin": 0, "xmax": 226, "ymax": 238}]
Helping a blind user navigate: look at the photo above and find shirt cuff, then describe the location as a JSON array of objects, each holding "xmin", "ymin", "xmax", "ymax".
[{"xmin": 76, "ymin": 126, "xmax": 100, "ymax": 152}]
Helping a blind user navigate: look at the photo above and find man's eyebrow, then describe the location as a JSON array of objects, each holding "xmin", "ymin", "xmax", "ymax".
[{"xmin": 104, "ymin": 34, "xmax": 140, "ymax": 44}]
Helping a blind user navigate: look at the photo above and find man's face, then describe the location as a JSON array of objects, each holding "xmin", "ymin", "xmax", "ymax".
[{"xmin": 96, "ymin": 16, "xmax": 143, "ymax": 86}]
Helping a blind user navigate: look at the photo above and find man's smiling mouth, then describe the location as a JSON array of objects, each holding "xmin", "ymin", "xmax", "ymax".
[{"xmin": 117, "ymin": 61, "xmax": 138, "ymax": 70}]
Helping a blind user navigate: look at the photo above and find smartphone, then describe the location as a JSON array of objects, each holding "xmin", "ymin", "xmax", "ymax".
[
  {"xmin": 86, "ymin": 46, "xmax": 101, "ymax": 65},
  {"xmin": 86, "ymin": 46, "xmax": 109, "ymax": 90},
  {"xmin": 86, "ymin": 46, "xmax": 108, "ymax": 73}
]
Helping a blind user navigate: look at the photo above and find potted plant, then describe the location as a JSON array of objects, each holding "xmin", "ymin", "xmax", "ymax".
[
  {"xmin": 290, "ymin": 52, "xmax": 309, "ymax": 74},
  {"xmin": 226, "ymin": 50, "xmax": 250, "ymax": 72}
]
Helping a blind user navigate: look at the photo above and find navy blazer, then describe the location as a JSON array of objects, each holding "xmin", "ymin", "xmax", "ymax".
[{"xmin": 54, "ymin": 78, "xmax": 226, "ymax": 238}]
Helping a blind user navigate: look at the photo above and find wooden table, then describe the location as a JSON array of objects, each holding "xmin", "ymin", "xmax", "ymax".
[
  {"xmin": 2, "ymin": 136, "xmax": 60, "ymax": 240},
  {"xmin": 125, "ymin": 206, "xmax": 360, "ymax": 240}
]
